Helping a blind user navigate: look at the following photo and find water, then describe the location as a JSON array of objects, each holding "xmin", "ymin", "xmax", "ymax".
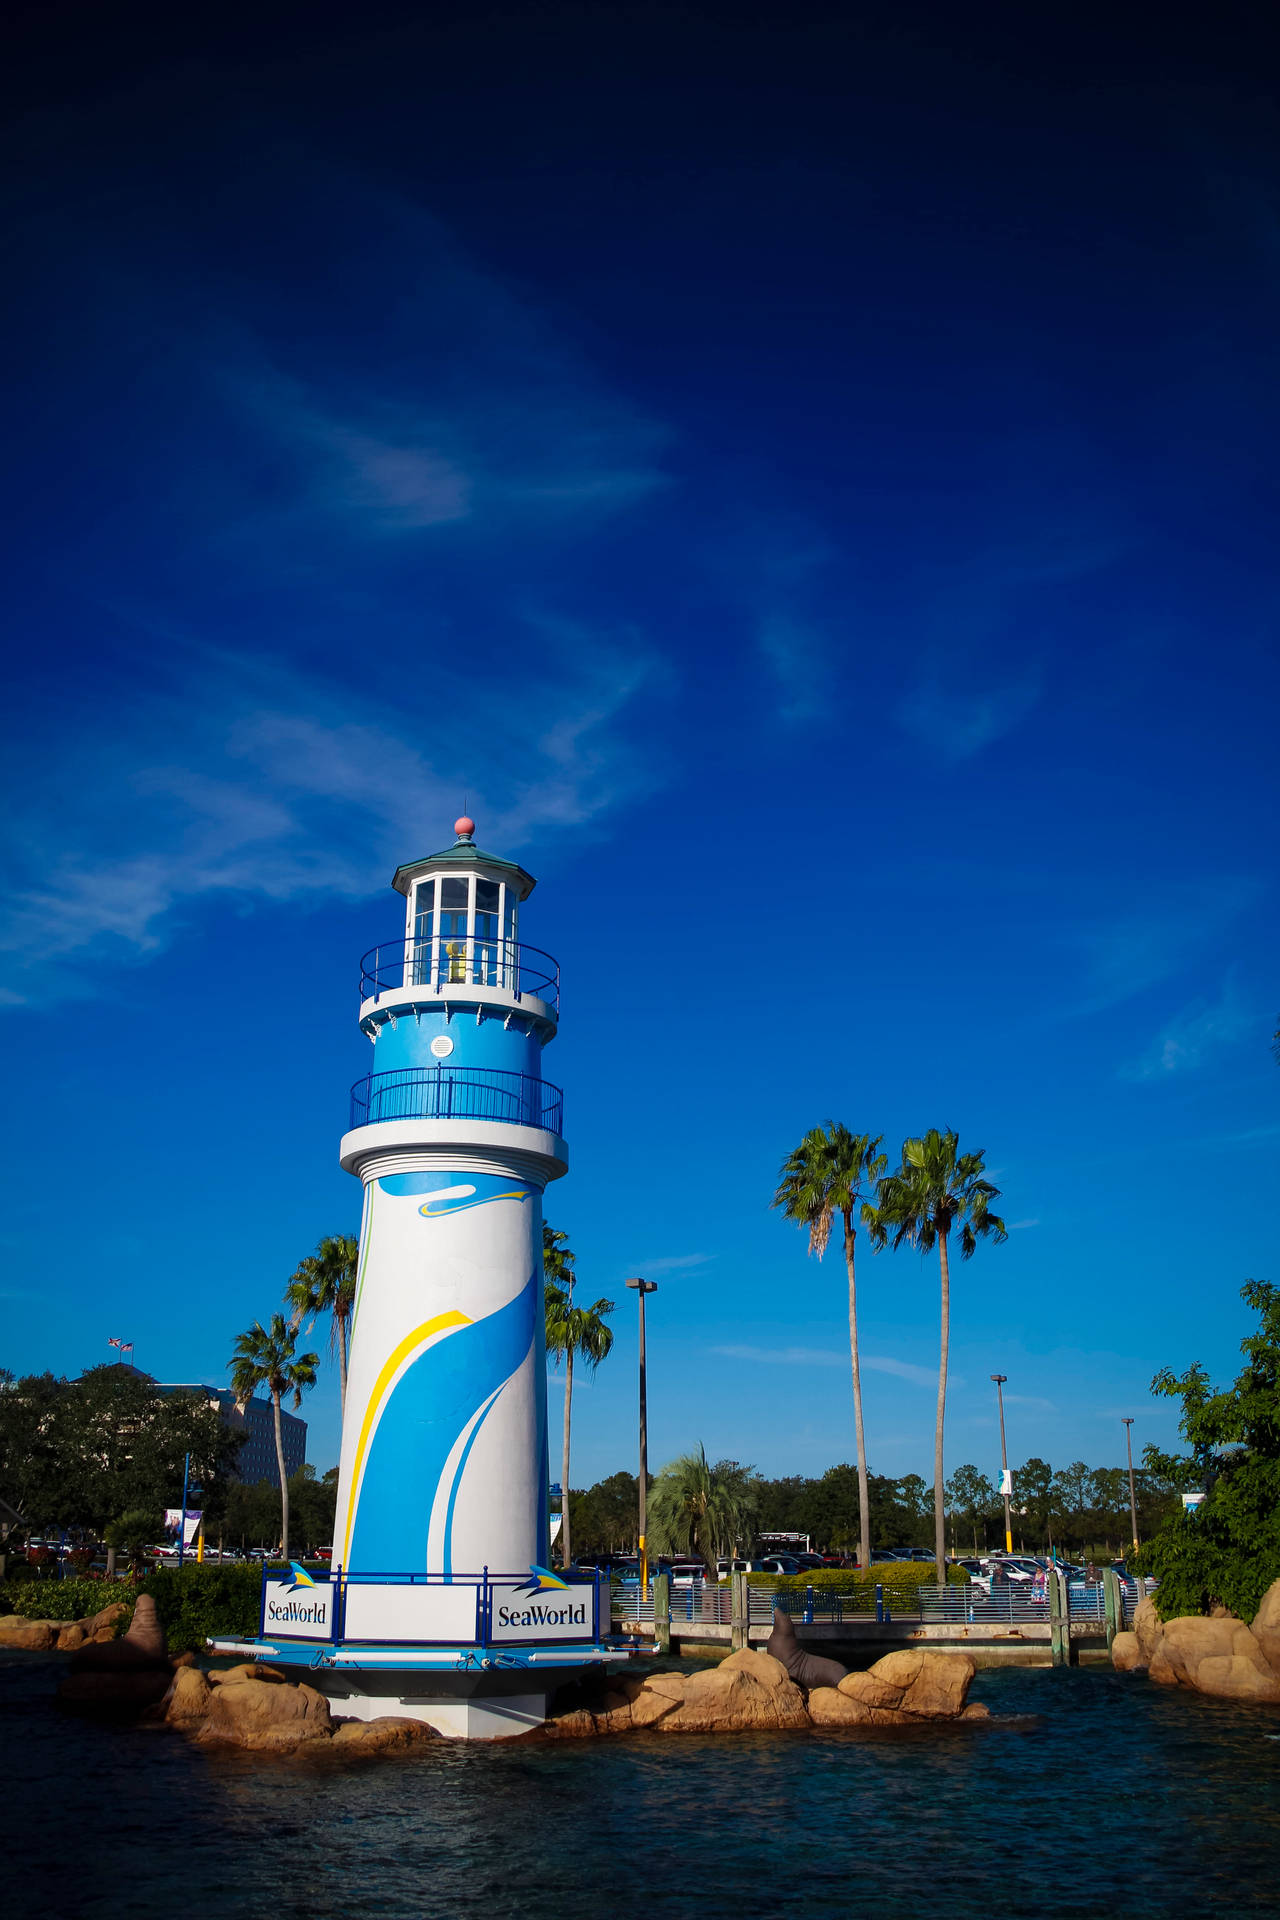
[{"xmin": 4, "ymin": 1652, "xmax": 1279, "ymax": 1917}]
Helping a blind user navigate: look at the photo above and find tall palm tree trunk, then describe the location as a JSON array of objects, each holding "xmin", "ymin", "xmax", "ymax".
[
  {"xmin": 560, "ymin": 1348, "xmax": 574, "ymax": 1568},
  {"xmin": 843, "ymin": 1218, "xmax": 871, "ymax": 1570},
  {"xmin": 336, "ymin": 1311, "xmax": 349, "ymax": 1408},
  {"xmin": 272, "ymin": 1389, "xmax": 290, "ymax": 1561},
  {"xmin": 934, "ymin": 1227, "xmax": 950, "ymax": 1574}
]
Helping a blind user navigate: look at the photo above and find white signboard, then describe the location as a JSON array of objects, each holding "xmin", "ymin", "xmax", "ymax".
[
  {"xmin": 343, "ymin": 1582, "xmax": 479, "ymax": 1644},
  {"xmin": 487, "ymin": 1581, "xmax": 596, "ymax": 1644},
  {"xmin": 262, "ymin": 1577, "xmax": 335, "ymax": 1641}
]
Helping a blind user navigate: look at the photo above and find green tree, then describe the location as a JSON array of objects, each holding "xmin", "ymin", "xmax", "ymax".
[
  {"xmin": 648, "ymin": 1445, "xmax": 759, "ymax": 1578},
  {"xmin": 228, "ymin": 1315, "xmax": 318, "ymax": 1562},
  {"xmin": 543, "ymin": 1226, "xmax": 614, "ymax": 1569},
  {"xmin": 1135, "ymin": 1280, "xmax": 1280, "ymax": 1621},
  {"xmin": 946, "ymin": 1464, "xmax": 998, "ymax": 1554},
  {"xmin": 284, "ymin": 1235, "xmax": 359, "ymax": 1407},
  {"xmin": 870, "ymin": 1129, "xmax": 1007, "ymax": 1571},
  {"xmin": 773, "ymin": 1123, "xmax": 885, "ymax": 1570},
  {"xmin": 1011, "ymin": 1456, "xmax": 1054, "ymax": 1549},
  {"xmin": 104, "ymin": 1508, "xmax": 163, "ymax": 1579}
]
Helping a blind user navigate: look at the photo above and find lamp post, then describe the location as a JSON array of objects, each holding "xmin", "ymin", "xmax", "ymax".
[
  {"xmin": 177, "ymin": 1451, "xmax": 191, "ymax": 1569},
  {"xmin": 991, "ymin": 1374, "xmax": 1013, "ymax": 1554},
  {"xmin": 1122, "ymin": 1418, "xmax": 1140, "ymax": 1555},
  {"xmin": 625, "ymin": 1278, "xmax": 658, "ymax": 1591}
]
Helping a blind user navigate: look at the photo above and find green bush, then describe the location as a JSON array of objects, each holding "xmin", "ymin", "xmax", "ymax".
[
  {"xmin": 137, "ymin": 1564, "xmax": 271, "ymax": 1653},
  {"xmin": 745, "ymin": 1563, "xmax": 969, "ymax": 1592},
  {"xmin": 0, "ymin": 1578, "xmax": 132, "ymax": 1623}
]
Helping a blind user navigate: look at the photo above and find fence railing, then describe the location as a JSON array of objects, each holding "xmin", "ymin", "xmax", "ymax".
[
  {"xmin": 350, "ymin": 1066, "xmax": 564, "ymax": 1134},
  {"xmin": 608, "ymin": 1575, "xmax": 1158, "ymax": 1632},
  {"xmin": 360, "ymin": 937, "xmax": 560, "ymax": 1012}
]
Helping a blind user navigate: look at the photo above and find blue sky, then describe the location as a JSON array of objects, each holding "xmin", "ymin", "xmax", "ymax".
[{"xmin": 2, "ymin": 6, "xmax": 1277, "ymax": 1491}]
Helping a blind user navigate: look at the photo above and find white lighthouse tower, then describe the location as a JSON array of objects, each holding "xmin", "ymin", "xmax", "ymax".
[{"xmin": 222, "ymin": 819, "xmax": 626, "ymax": 1737}]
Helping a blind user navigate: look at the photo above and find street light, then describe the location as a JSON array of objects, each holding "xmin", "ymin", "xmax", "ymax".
[
  {"xmin": 625, "ymin": 1278, "xmax": 658, "ymax": 1591},
  {"xmin": 1122, "ymin": 1418, "xmax": 1140, "ymax": 1555},
  {"xmin": 991, "ymin": 1374, "xmax": 1013, "ymax": 1554}
]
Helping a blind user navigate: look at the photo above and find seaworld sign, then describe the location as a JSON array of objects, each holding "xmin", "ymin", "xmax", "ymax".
[
  {"xmin": 488, "ymin": 1581, "xmax": 597, "ymax": 1645},
  {"xmin": 261, "ymin": 1577, "xmax": 335, "ymax": 1641}
]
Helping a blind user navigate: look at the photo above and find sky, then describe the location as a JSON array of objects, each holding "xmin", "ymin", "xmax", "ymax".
[{"xmin": 2, "ymin": 3, "xmax": 1277, "ymax": 1494}]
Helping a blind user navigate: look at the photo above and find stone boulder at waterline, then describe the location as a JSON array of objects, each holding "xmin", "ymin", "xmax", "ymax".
[
  {"xmin": 542, "ymin": 1645, "xmax": 979, "ymax": 1738},
  {"xmin": 807, "ymin": 1650, "xmax": 976, "ymax": 1726},
  {"xmin": 0, "ymin": 1599, "xmax": 128, "ymax": 1655},
  {"xmin": 59, "ymin": 1596, "xmax": 175, "ymax": 1710},
  {"xmin": 1113, "ymin": 1578, "xmax": 1280, "ymax": 1705}
]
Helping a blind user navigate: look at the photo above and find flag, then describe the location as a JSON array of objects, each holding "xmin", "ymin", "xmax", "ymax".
[{"xmin": 108, "ymin": 1338, "xmax": 134, "ymax": 1352}]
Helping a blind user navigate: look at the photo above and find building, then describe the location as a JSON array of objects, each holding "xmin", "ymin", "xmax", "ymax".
[{"xmin": 160, "ymin": 1384, "xmax": 307, "ymax": 1488}]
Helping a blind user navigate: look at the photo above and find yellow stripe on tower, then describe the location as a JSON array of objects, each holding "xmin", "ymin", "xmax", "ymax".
[{"xmin": 340, "ymin": 1308, "xmax": 472, "ymax": 1567}]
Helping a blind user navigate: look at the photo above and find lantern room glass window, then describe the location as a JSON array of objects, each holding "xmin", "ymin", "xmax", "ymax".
[{"xmin": 405, "ymin": 874, "xmax": 521, "ymax": 990}]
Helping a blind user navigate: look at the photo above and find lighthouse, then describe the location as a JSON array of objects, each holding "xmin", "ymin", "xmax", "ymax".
[{"xmin": 219, "ymin": 820, "xmax": 626, "ymax": 1737}]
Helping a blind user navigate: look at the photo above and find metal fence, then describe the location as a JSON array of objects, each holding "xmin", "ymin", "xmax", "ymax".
[
  {"xmin": 350, "ymin": 1065, "xmax": 564, "ymax": 1134},
  {"xmin": 610, "ymin": 1575, "xmax": 1158, "ymax": 1633},
  {"xmin": 360, "ymin": 937, "xmax": 560, "ymax": 1011}
]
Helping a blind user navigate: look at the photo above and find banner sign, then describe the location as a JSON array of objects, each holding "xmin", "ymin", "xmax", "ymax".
[
  {"xmin": 487, "ymin": 1579, "xmax": 597, "ymax": 1645},
  {"xmin": 999, "ymin": 1470, "xmax": 1013, "ymax": 1496},
  {"xmin": 164, "ymin": 1508, "xmax": 203, "ymax": 1547},
  {"xmin": 261, "ymin": 1575, "xmax": 336, "ymax": 1641}
]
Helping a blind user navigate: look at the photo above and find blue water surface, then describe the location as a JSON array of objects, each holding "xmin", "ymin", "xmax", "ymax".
[{"xmin": 3, "ymin": 1653, "xmax": 1277, "ymax": 1918}]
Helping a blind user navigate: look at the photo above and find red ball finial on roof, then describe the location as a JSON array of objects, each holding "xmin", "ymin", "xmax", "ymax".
[{"xmin": 454, "ymin": 815, "xmax": 475, "ymax": 839}]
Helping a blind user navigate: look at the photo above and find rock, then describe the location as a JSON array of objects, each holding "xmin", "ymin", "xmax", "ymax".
[
  {"xmin": 806, "ymin": 1685, "xmax": 871, "ymax": 1726},
  {"xmin": 542, "ymin": 1708, "xmax": 598, "ymax": 1739},
  {"xmin": 56, "ymin": 1623, "xmax": 86, "ymax": 1652},
  {"xmin": 330, "ymin": 1717, "xmax": 437, "ymax": 1752},
  {"xmin": 1133, "ymin": 1596, "xmax": 1163, "ymax": 1666},
  {"xmin": 959, "ymin": 1702, "xmax": 991, "ymax": 1720},
  {"xmin": 163, "ymin": 1666, "xmax": 213, "ymax": 1723},
  {"xmin": 1111, "ymin": 1631, "xmax": 1145, "ymax": 1673},
  {"xmin": 629, "ymin": 1686, "xmax": 680, "ymax": 1729},
  {"xmin": 172, "ymin": 1651, "xmax": 199, "ymax": 1669},
  {"xmin": 121, "ymin": 1595, "xmax": 166, "ymax": 1661},
  {"xmin": 656, "ymin": 1654, "xmax": 809, "ymax": 1733},
  {"xmin": 836, "ymin": 1650, "xmax": 975, "ymax": 1721},
  {"xmin": 1147, "ymin": 1614, "xmax": 1242, "ymax": 1689},
  {"xmin": 196, "ymin": 1674, "xmax": 332, "ymax": 1749},
  {"xmin": 0, "ymin": 1617, "xmax": 58, "ymax": 1651},
  {"xmin": 207, "ymin": 1662, "xmax": 286, "ymax": 1685},
  {"xmin": 641, "ymin": 1672, "xmax": 687, "ymax": 1702},
  {"xmin": 765, "ymin": 1608, "xmax": 850, "ymax": 1691},
  {"xmin": 85, "ymin": 1602, "xmax": 128, "ymax": 1637},
  {"xmin": 69, "ymin": 1593, "xmax": 170, "ymax": 1674},
  {"xmin": 1192, "ymin": 1654, "xmax": 1280, "ymax": 1704},
  {"xmin": 1249, "ymin": 1578, "xmax": 1280, "ymax": 1676}
]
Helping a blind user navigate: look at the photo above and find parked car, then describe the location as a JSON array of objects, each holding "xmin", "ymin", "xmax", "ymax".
[{"xmin": 754, "ymin": 1554, "xmax": 803, "ymax": 1576}]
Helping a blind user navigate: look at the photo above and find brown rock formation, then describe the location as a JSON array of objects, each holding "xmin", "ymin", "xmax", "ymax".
[
  {"xmin": 835, "ymin": 1649, "xmax": 976, "ymax": 1722},
  {"xmin": 0, "ymin": 1617, "xmax": 58, "ymax": 1651},
  {"xmin": 1110, "ymin": 1631, "xmax": 1145, "ymax": 1673},
  {"xmin": 196, "ymin": 1671, "xmax": 332, "ymax": 1749},
  {"xmin": 330, "ymin": 1717, "xmax": 438, "ymax": 1752},
  {"xmin": 1116, "ymin": 1578, "xmax": 1280, "ymax": 1704}
]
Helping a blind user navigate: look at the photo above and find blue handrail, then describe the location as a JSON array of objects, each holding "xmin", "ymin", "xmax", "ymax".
[
  {"xmin": 360, "ymin": 937, "xmax": 560, "ymax": 1012},
  {"xmin": 350, "ymin": 1065, "xmax": 564, "ymax": 1134}
]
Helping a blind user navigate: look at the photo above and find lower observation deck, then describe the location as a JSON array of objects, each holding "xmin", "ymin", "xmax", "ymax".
[{"xmin": 350, "ymin": 1065, "xmax": 563, "ymax": 1133}]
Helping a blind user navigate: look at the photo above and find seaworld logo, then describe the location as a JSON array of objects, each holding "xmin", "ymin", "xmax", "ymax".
[
  {"xmin": 266, "ymin": 1594, "xmax": 329, "ymax": 1626},
  {"xmin": 495, "ymin": 1600, "xmax": 587, "ymax": 1630}
]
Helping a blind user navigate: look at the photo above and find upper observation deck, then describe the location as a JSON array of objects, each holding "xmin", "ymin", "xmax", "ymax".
[{"xmin": 358, "ymin": 817, "xmax": 558, "ymax": 1039}]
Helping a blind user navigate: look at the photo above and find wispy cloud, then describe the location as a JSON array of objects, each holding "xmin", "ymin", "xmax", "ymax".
[
  {"xmin": 1121, "ymin": 973, "xmax": 1257, "ymax": 1080},
  {"xmin": 1007, "ymin": 1218, "xmax": 1041, "ymax": 1231},
  {"xmin": 631, "ymin": 1253, "xmax": 718, "ymax": 1275},
  {"xmin": 899, "ymin": 661, "xmax": 1041, "ymax": 761},
  {"xmin": 756, "ymin": 615, "xmax": 828, "ymax": 723},
  {"xmin": 1069, "ymin": 882, "xmax": 1263, "ymax": 1015},
  {"xmin": 1002, "ymin": 1393, "xmax": 1056, "ymax": 1411},
  {"xmin": 712, "ymin": 1345, "xmax": 947, "ymax": 1389},
  {"xmin": 0, "ymin": 632, "xmax": 660, "ymax": 1001}
]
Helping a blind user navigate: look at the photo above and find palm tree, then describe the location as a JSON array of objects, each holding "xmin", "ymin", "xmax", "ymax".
[
  {"xmin": 648, "ymin": 1445, "xmax": 759, "ymax": 1579},
  {"xmin": 228, "ymin": 1314, "xmax": 318, "ymax": 1561},
  {"xmin": 773, "ymin": 1123, "xmax": 885, "ymax": 1571},
  {"xmin": 543, "ymin": 1225, "xmax": 614, "ymax": 1570},
  {"xmin": 284, "ymin": 1234, "xmax": 359, "ymax": 1406},
  {"xmin": 870, "ymin": 1129, "xmax": 1007, "ymax": 1573}
]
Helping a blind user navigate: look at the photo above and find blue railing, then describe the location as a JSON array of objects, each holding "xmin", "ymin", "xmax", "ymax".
[
  {"xmin": 350, "ymin": 1066, "xmax": 564, "ymax": 1134},
  {"xmin": 259, "ymin": 1567, "xmax": 608, "ymax": 1649},
  {"xmin": 360, "ymin": 937, "xmax": 560, "ymax": 1012}
]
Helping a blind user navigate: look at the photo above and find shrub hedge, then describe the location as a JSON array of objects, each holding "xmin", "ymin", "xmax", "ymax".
[
  {"xmin": 0, "ymin": 1578, "xmax": 131, "ymax": 1623},
  {"xmin": 138, "ymin": 1564, "xmax": 277, "ymax": 1653},
  {"xmin": 745, "ymin": 1563, "xmax": 969, "ymax": 1591}
]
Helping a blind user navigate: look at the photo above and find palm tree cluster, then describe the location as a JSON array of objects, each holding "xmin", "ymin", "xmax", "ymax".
[
  {"xmin": 225, "ymin": 1233, "xmax": 357, "ymax": 1561},
  {"xmin": 543, "ymin": 1223, "xmax": 615, "ymax": 1568},
  {"xmin": 774, "ymin": 1123, "xmax": 1007, "ymax": 1569}
]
